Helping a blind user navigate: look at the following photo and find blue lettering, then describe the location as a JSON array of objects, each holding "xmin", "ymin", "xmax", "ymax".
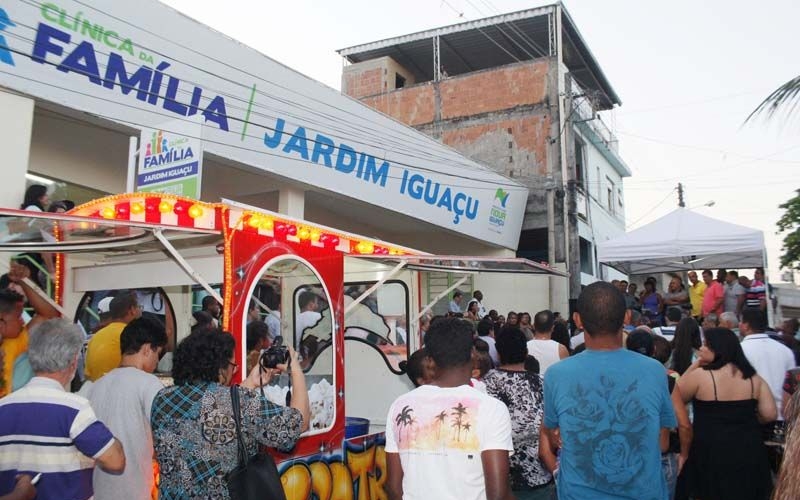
[
  {"xmin": 407, "ymin": 174, "xmax": 424, "ymax": 200},
  {"xmin": 31, "ymin": 23, "xmax": 69, "ymax": 65},
  {"xmin": 187, "ymin": 86, "xmax": 202, "ymax": 116},
  {"xmin": 424, "ymin": 180, "xmax": 440, "ymax": 205},
  {"xmin": 437, "ymin": 188, "xmax": 453, "ymax": 211},
  {"xmin": 311, "ymin": 134, "xmax": 335, "ymax": 167},
  {"xmin": 335, "ymin": 144, "xmax": 357, "ymax": 173},
  {"xmin": 147, "ymin": 61, "xmax": 170, "ymax": 105},
  {"xmin": 264, "ymin": 119, "xmax": 285, "ymax": 149},
  {"xmin": 399, "ymin": 169, "xmax": 409, "ymax": 194},
  {"xmin": 57, "ymin": 40, "xmax": 101, "ymax": 84},
  {"xmin": 466, "ymin": 197, "xmax": 479, "ymax": 220},
  {"xmin": 283, "ymin": 126, "xmax": 310, "ymax": 160},
  {"xmin": 453, "ymin": 193, "xmax": 466, "ymax": 214},
  {"xmin": 202, "ymin": 95, "xmax": 229, "ymax": 132},
  {"xmin": 102, "ymin": 53, "xmax": 151, "ymax": 101},
  {"xmin": 162, "ymin": 76, "xmax": 188, "ymax": 116},
  {"xmin": 362, "ymin": 155, "xmax": 389, "ymax": 187}
]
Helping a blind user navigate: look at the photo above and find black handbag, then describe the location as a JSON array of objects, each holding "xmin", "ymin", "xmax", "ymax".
[{"xmin": 226, "ymin": 385, "xmax": 287, "ymax": 500}]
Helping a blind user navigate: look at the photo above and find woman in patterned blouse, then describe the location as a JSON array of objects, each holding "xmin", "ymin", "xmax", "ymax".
[
  {"xmin": 151, "ymin": 330, "xmax": 310, "ymax": 499},
  {"xmin": 483, "ymin": 326, "xmax": 556, "ymax": 499}
]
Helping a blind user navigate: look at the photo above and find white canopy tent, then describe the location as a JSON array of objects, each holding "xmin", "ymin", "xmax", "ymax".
[{"xmin": 597, "ymin": 208, "xmax": 766, "ymax": 275}]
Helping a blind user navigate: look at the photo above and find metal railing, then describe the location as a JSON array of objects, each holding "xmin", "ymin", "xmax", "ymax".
[{"xmin": 571, "ymin": 79, "xmax": 619, "ymax": 153}]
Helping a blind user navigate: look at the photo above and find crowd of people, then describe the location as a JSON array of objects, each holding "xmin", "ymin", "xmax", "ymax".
[
  {"xmin": 0, "ymin": 190, "xmax": 798, "ymax": 500},
  {"xmin": 0, "ymin": 279, "xmax": 310, "ymax": 500},
  {"xmin": 395, "ymin": 275, "xmax": 800, "ymax": 500}
]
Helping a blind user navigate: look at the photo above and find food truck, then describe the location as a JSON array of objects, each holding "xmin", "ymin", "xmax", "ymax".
[{"xmin": 0, "ymin": 192, "xmax": 565, "ymax": 500}]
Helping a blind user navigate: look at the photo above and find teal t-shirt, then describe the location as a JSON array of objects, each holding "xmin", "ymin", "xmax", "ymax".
[
  {"xmin": 544, "ymin": 348, "xmax": 676, "ymax": 500},
  {"xmin": 12, "ymin": 353, "xmax": 33, "ymax": 391}
]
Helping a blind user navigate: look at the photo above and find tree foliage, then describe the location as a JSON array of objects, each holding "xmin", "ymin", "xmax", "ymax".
[
  {"xmin": 747, "ymin": 75, "xmax": 800, "ymax": 123},
  {"xmin": 778, "ymin": 189, "xmax": 800, "ymax": 270}
]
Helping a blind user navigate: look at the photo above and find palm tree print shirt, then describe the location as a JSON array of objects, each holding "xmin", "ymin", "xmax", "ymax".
[{"xmin": 385, "ymin": 384, "xmax": 513, "ymax": 500}]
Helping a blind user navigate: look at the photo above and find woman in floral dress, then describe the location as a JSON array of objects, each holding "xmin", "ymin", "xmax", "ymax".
[
  {"xmin": 151, "ymin": 329, "xmax": 309, "ymax": 499},
  {"xmin": 483, "ymin": 327, "xmax": 556, "ymax": 499}
]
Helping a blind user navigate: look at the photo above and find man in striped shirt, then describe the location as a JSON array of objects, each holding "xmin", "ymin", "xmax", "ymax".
[
  {"xmin": 740, "ymin": 268, "xmax": 767, "ymax": 312},
  {"xmin": 0, "ymin": 319, "xmax": 125, "ymax": 500}
]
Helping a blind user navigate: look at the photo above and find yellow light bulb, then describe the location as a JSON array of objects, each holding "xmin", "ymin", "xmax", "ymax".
[
  {"xmin": 187, "ymin": 204, "xmax": 204, "ymax": 219},
  {"xmin": 259, "ymin": 218, "xmax": 274, "ymax": 230},
  {"xmin": 130, "ymin": 202, "xmax": 144, "ymax": 214},
  {"xmin": 100, "ymin": 207, "xmax": 116, "ymax": 219},
  {"xmin": 298, "ymin": 227, "xmax": 312, "ymax": 240},
  {"xmin": 248, "ymin": 216, "xmax": 261, "ymax": 228},
  {"xmin": 158, "ymin": 201, "xmax": 173, "ymax": 214}
]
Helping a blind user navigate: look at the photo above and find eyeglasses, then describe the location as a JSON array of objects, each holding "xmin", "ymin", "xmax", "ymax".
[{"xmin": 228, "ymin": 361, "xmax": 239, "ymax": 373}]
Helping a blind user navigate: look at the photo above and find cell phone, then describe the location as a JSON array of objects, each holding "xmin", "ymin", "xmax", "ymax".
[{"xmin": 30, "ymin": 473, "xmax": 42, "ymax": 485}]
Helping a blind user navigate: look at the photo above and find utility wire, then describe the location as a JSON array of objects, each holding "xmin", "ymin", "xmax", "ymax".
[
  {"xmin": 439, "ymin": 0, "xmax": 522, "ymax": 63},
  {"xmin": 7, "ymin": 11, "xmax": 497, "ymax": 173},
  {"xmin": 21, "ymin": 0, "xmax": 511, "ymax": 173},
  {"xmin": 0, "ymin": 66, "xmax": 538, "ymax": 191},
  {"xmin": 616, "ymin": 130, "xmax": 800, "ymax": 164},
  {"xmin": 12, "ymin": 0, "xmax": 699, "ymax": 197},
  {"xmin": 626, "ymin": 188, "xmax": 677, "ymax": 229},
  {"xmin": 5, "ymin": 22, "xmax": 526, "ymax": 183}
]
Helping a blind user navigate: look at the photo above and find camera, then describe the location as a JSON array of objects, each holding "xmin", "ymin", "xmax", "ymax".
[{"xmin": 259, "ymin": 336, "xmax": 290, "ymax": 369}]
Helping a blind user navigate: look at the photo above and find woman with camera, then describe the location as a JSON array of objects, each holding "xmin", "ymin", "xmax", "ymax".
[{"xmin": 151, "ymin": 329, "xmax": 310, "ymax": 499}]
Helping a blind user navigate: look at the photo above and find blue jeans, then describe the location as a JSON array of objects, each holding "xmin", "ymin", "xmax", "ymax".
[{"xmin": 662, "ymin": 453, "xmax": 678, "ymax": 500}]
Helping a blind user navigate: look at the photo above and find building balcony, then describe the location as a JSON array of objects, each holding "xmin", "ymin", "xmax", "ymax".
[{"xmin": 571, "ymin": 80, "xmax": 631, "ymax": 178}]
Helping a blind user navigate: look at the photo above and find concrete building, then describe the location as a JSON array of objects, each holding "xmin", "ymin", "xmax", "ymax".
[
  {"xmin": 339, "ymin": 3, "xmax": 632, "ymax": 308},
  {"xmin": 0, "ymin": 0, "xmax": 562, "ymax": 320}
]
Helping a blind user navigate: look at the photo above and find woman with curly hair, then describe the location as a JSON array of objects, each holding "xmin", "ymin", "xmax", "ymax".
[
  {"xmin": 774, "ymin": 388, "xmax": 800, "ymax": 500},
  {"xmin": 151, "ymin": 329, "xmax": 310, "ymax": 499}
]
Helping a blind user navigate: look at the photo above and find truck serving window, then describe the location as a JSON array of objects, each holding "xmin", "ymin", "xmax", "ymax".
[
  {"xmin": 343, "ymin": 280, "xmax": 409, "ymax": 374},
  {"xmin": 247, "ymin": 257, "xmax": 335, "ymax": 436}
]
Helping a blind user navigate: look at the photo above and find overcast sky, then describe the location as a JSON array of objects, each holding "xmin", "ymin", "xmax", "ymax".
[{"xmin": 163, "ymin": 0, "xmax": 800, "ymax": 281}]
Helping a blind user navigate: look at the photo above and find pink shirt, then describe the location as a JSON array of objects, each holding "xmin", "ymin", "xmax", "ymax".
[{"xmin": 701, "ymin": 281, "xmax": 724, "ymax": 316}]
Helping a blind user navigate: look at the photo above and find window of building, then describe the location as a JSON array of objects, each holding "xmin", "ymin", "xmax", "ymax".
[
  {"xmin": 617, "ymin": 187, "xmax": 624, "ymax": 208},
  {"xmin": 579, "ymin": 237, "xmax": 593, "ymax": 275},
  {"xmin": 574, "ymin": 139, "xmax": 586, "ymax": 189},
  {"xmin": 395, "ymin": 73, "xmax": 406, "ymax": 89},
  {"xmin": 606, "ymin": 176, "xmax": 615, "ymax": 214},
  {"xmin": 596, "ymin": 167, "xmax": 601, "ymax": 199}
]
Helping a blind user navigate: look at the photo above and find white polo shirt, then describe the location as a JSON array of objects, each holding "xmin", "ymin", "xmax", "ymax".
[{"xmin": 741, "ymin": 333, "xmax": 796, "ymax": 420}]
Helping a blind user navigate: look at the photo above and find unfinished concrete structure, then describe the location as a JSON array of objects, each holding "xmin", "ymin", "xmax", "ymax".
[{"xmin": 339, "ymin": 3, "xmax": 632, "ymax": 309}]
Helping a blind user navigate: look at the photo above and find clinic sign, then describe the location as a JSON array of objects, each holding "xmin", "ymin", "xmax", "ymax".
[
  {"xmin": 0, "ymin": 0, "xmax": 527, "ymax": 249},
  {"xmin": 136, "ymin": 118, "xmax": 203, "ymax": 197}
]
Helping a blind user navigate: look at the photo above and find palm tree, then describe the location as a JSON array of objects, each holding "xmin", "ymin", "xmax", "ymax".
[
  {"xmin": 395, "ymin": 405, "xmax": 414, "ymax": 443},
  {"xmin": 435, "ymin": 411, "xmax": 447, "ymax": 440},
  {"xmin": 462, "ymin": 422, "xmax": 472, "ymax": 437},
  {"xmin": 747, "ymin": 75, "xmax": 800, "ymax": 123},
  {"xmin": 451, "ymin": 403, "xmax": 468, "ymax": 441}
]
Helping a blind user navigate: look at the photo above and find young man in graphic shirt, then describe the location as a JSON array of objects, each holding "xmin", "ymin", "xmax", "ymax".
[
  {"xmin": 385, "ymin": 317, "xmax": 514, "ymax": 500},
  {"xmin": 543, "ymin": 282, "xmax": 676, "ymax": 500}
]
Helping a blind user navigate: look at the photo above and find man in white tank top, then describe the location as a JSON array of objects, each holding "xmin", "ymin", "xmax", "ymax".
[{"xmin": 527, "ymin": 310, "xmax": 569, "ymax": 376}]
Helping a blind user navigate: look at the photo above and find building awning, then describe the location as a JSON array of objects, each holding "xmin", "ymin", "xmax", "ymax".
[
  {"xmin": 338, "ymin": 4, "xmax": 621, "ymax": 110},
  {"xmin": 0, "ymin": 209, "xmax": 217, "ymax": 253},
  {"xmin": 351, "ymin": 254, "xmax": 567, "ymax": 276}
]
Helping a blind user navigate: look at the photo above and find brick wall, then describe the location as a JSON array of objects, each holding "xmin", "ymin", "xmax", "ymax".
[
  {"xmin": 441, "ymin": 115, "xmax": 550, "ymax": 178},
  {"xmin": 348, "ymin": 59, "xmax": 552, "ymax": 181},
  {"xmin": 342, "ymin": 67, "xmax": 384, "ymax": 99},
  {"xmin": 439, "ymin": 60, "xmax": 549, "ymax": 119},
  {"xmin": 361, "ymin": 84, "xmax": 437, "ymax": 127}
]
